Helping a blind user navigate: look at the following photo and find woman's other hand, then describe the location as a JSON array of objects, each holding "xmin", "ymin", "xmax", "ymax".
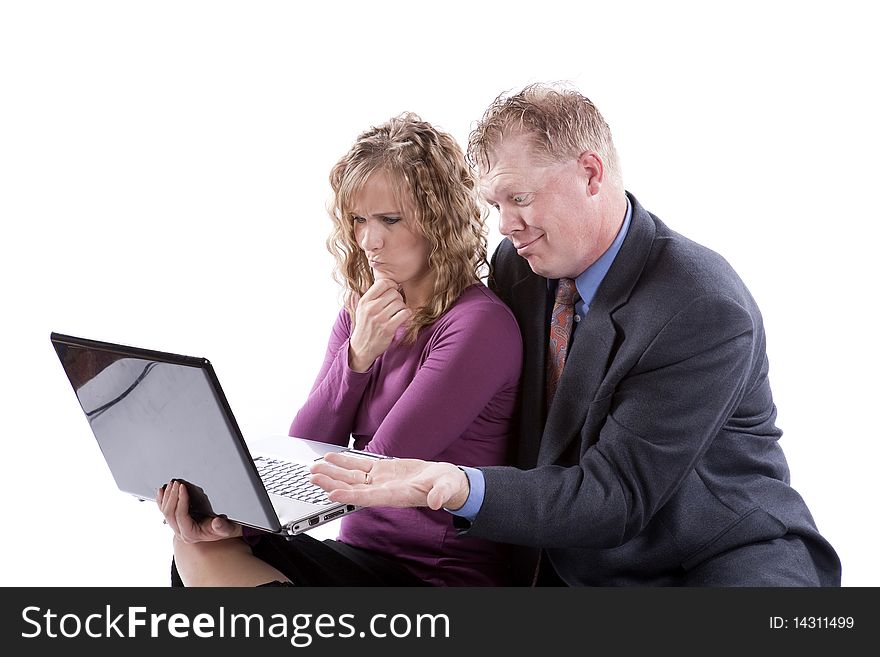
[{"xmin": 157, "ymin": 480, "xmax": 242, "ymax": 543}]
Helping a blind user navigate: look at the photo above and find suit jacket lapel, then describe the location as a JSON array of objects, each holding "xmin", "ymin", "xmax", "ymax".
[
  {"xmin": 539, "ymin": 309, "xmax": 616, "ymax": 464},
  {"xmin": 537, "ymin": 193, "xmax": 657, "ymax": 465}
]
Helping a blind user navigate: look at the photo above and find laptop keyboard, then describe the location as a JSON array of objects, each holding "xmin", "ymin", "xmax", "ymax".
[{"xmin": 254, "ymin": 456, "xmax": 333, "ymax": 505}]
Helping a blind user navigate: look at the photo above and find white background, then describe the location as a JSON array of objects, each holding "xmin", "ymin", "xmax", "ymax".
[{"xmin": 1, "ymin": 1, "xmax": 877, "ymax": 587}]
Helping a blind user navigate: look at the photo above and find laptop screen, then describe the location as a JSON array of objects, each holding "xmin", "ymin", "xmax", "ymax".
[{"xmin": 51, "ymin": 334, "xmax": 279, "ymax": 529}]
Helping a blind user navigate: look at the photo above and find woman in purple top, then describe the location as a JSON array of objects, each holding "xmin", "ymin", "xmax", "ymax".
[{"xmin": 159, "ymin": 113, "xmax": 523, "ymax": 586}]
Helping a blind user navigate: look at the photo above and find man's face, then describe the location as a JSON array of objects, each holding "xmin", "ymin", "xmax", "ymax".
[{"xmin": 479, "ymin": 131, "xmax": 616, "ymax": 279}]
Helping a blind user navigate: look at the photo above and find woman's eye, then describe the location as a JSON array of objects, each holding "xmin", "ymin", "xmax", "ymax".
[
  {"xmin": 381, "ymin": 216, "xmax": 401, "ymax": 225},
  {"xmin": 513, "ymin": 194, "xmax": 531, "ymax": 205},
  {"xmin": 352, "ymin": 216, "xmax": 366, "ymax": 224}
]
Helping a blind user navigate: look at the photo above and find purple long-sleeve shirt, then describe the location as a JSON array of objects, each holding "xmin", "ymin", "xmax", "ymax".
[{"xmin": 290, "ymin": 283, "xmax": 522, "ymax": 585}]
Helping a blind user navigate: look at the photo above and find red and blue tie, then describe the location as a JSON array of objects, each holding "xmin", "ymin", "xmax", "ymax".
[{"xmin": 546, "ymin": 278, "xmax": 578, "ymax": 408}]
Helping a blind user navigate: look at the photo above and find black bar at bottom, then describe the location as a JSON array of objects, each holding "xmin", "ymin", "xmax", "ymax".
[{"xmin": 2, "ymin": 587, "xmax": 874, "ymax": 655}]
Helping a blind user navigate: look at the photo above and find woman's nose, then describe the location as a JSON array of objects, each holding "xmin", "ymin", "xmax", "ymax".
[{"xmin": 358, "ymin": 221, "xmax": 383, "ymax": 252}]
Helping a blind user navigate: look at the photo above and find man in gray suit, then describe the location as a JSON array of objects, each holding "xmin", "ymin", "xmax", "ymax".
[{"xmin": 312, "ymin": 83, "xmax": 841, "ymax": 586}]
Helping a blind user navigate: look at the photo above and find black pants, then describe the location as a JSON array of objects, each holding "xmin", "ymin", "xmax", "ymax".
[{"xmin": 171, "ymin": 532, "xmax": 428, "ymax": 587}]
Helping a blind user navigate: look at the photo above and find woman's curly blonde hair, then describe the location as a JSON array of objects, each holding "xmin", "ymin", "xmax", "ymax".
[{"xmin": 327, "ymin": 113, "xmax": 489, "ymax": 342}]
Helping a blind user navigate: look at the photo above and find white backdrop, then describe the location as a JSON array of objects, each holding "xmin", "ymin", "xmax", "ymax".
[{"xmin": 1, "ymin": 1, "xmax": 877, "ymax": 587}]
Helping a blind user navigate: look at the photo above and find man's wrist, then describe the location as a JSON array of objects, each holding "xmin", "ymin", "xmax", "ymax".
[
  {"xmin": 444, "ymin": 466, "xmax": 471, "ymax": 511},
  {"xmin": 445, "ymin": 466, "xmax": 484, "ymax": 522}
]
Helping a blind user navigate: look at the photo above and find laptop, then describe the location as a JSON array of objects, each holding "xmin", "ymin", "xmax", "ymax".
[{"xmin": 50, "ymin": 332, "xmax": 381, "ymax": 536}]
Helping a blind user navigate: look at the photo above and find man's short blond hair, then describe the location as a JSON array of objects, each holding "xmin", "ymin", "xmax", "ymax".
[{"xmin": 467, "ymin": 82, "xmax": 621, "ymax": 180}]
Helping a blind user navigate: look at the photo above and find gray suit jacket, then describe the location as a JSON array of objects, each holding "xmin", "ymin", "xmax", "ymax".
[{"xmin": 469, "ymin": 193, "xmax": 841, "ymax": 586}]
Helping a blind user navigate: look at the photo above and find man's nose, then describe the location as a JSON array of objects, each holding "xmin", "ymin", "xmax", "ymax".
[{"xmin": 497, "ymin": 206, "xmax": 524, "ymax": 237}]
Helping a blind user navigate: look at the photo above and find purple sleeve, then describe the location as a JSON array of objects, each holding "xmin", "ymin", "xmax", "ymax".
[
  {"xmin": 288, "ymin": 309, "xmax": 370, "ymax": 445},
  {"xmin": 365, "ymin": 305, "xmax": 521, "ymax": 460}
]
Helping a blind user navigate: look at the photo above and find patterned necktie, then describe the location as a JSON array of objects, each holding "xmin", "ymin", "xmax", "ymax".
[{"xmin": 546, "ymin": 278, "xmax": 578, "ymax": 408}]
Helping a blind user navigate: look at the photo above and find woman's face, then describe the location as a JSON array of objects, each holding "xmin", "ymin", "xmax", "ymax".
[{"xmin": 352, "ymin": 170, "xmax": 433, "ymax": 297}]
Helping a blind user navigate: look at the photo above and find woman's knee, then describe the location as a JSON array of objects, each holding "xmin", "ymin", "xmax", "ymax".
[{"xmin": 173, "ymin": 537, "xmax": 251, "ymax": 586}]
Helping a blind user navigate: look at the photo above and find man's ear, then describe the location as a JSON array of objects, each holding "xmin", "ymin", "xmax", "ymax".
[{"xmin": 578, "ymin": 151, "xmax": 605, "ymax": 195}]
